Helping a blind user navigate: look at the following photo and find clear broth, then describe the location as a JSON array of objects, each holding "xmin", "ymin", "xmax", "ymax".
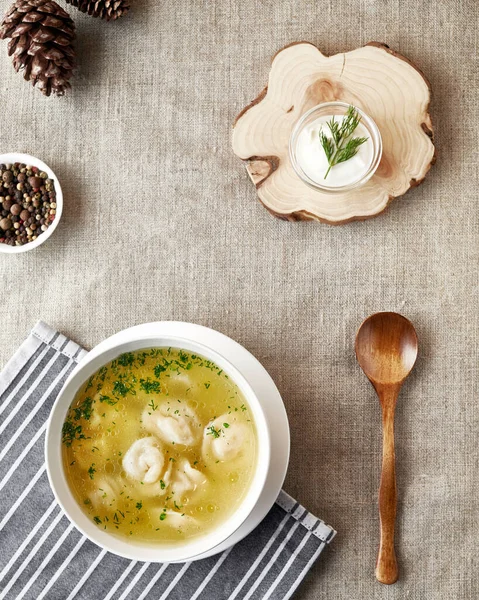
[{"xmin": 62, "ymin": 348, "xmax": 257, "ymax": 543}]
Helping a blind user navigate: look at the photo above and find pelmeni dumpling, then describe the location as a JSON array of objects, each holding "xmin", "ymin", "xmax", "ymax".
[
  {"xmin": 89, "ymin": 475, "xmax": 121, "ymax": 509},
  {"xmin": 170, "ymin": 458, "xmax": 207, "ymax": 497},
  {"xmin": 133, "ymin": 461, "xmax": 173, "ymax": 498},
  {"xmin": 73, "ymin": 436, "xmax": 110, "ymax": 470},
  {"xmin": 88, "ymin": 391, "xmax": 122, "ymax": 429},
  {"xmin": 202, "ymin": 415, "xmax": 249, "ymax": 462},
  {"xmin": 122, "ymin": 436, "xmax": 165, "ymax": 484},
  {"xmin": 142, "ymin": 402, "xmax": 201, "ymax": 447},
  {"xmin": 165, "ymin": 372, "xmax": 194, "ymax": 399}
]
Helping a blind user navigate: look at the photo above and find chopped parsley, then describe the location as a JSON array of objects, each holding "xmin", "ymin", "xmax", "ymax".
[
  {"xmin": 136, "ymin": 502, "xmax": 143, "ymax": 510},
  {"xmin": 98, "ymin": 366, "xmax": 108, "ymax": 381},
  {"xmin": 62, "ymin": 421, "xmax": 87, "ymax": 447},
  {"xmin": 99, "ymin": 394, "xmax": 118, "ymax": 406},
  {"xmin": 113, "ymin": 380, "xmax": 135, "ymax": 397},
  {"xmin": 159, "ymin": 513, "xmax": 167, "ymax": 521},
  {"xmin": 223, "ymin": 422, "xmax": 230, "ymax": 428},
  {"xmin": 72, "ymin": 396, "xmax": 93, "ymax": 421},
  {"xmin": 93, "ymin": 516, "xmax": 102, "ymax": 525},
  {"xmin": 206, "ymin": 425, "xmax": 222, "ymax": 439},
  {"xmin": 160, "ymin": 479, "xmax": 166, "ymax": 490},
  {"xmin": 117, "ymin": 352, "xmax": 135, "ymax": 367},
  {"xmin": 140, "ymin": 378, "xmax": 161, "ymax": 394},
  {"xmin": 154, "ymin": 363, "xmax": 167, "ymax": 378},
  {"xmin": 88, "ymin": 464, "xmax": 96, "ymax": 480},
  {"xmin": 204, "ymin": 383, "xmax": 211, "ymax": 389},
  {"xmin": 148, "ymin": 398, "xmax": 158, "ymax": 411}
]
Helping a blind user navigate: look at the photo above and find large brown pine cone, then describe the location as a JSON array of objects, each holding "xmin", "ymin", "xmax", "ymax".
[
  {"xmin": 0, "ymin": 0, "xmax": 76, "ymax": 96},
  {"xmin": 65, "ymin": 0, "xmax": 129, "ymax": 21}
]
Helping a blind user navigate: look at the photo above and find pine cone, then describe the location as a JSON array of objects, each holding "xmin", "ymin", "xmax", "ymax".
[
  {"xmin": 0, "ymin": 0, "xmax": 76, "ymax": 96},
  {"xmin": 65, "ymin": 0, "xmax": 129, "ymax": 21}
]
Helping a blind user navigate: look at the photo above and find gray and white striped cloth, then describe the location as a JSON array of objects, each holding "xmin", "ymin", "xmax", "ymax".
[{"xmin": 0, "ymin": 322, "xmax": 336, "ymax": 600}]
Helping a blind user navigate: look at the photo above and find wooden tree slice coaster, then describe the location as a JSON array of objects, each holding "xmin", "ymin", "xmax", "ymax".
[{"xmin": 232, "ymin": 42, "xmax": 435, "ymax": 224}]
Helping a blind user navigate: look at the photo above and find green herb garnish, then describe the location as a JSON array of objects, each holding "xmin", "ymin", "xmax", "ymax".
[
  {"xmin": 72, "ymin": 396, "xmax": 93, "ymax": 421},
  {"xmin": 160, "ymin": 479, "xmax": 166, "ymax": 490},
  {"xmin": 136, "ymin": 502, "xmax": 142, "ymax": 510},
  {"xmin": 223, "ymin": 422, "xmax": 230, "ymax": 428},
  {"xmin": 118, "ymin": 352, "xmax": 135, "ymax": 367},
  {"xmin": 62, "ymin": 421, "xmax": 87, "ymax": 446},
  {"xmin": 113, "ymin": 380, "xmax": 135, "ymax": 397},
  {"xmin": 319, "ymin": 105, "xmax": 368, "ymax": 179},
  {"xmin": 88, "ymin": 464, "xmax": 96, "ymax": 479},
  {"xmin": 154, "ymin": 364, "xmax": 167, "ymax": 378},
  {"xmin": 93, "ymin": 516, "xmax": 102, "ymax": 524},
  {"xmin": 159, "ymin": 513, "xmax": 167, "ymax": 521},
  {"xmin": 140, "ymin": 378, "xmax": 161, "ymax": 394},
  {"xmin": 206, "ymin": 425, "xmax": 221, "ymax": 438}
]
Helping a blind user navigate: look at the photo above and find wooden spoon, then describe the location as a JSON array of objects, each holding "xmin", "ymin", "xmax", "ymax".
[{"xmin": 355, "ymin": 312, "xmax": 418, "ymax": 585}]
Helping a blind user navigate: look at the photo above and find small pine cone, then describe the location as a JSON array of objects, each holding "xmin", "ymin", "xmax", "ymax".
[
  {"xmin": 0, "ymin": 0, "xmax": 76, "ymax": 96},
  {"xmin": 65, "ymin": 0, "xmax": 130, "ymax": 21}
]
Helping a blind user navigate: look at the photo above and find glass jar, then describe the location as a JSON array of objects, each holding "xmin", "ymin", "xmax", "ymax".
[{"xmin": 289, "ymin": 101, "xmax": 382, "ymax": 194}]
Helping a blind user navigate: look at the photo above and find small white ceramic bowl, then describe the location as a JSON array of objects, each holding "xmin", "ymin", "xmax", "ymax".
[
  {"xmin": 0, "ymin": 153, "xmax": 63, "ymax": 253},
  {"xmin": 46, "ymin": 334, "xmax": 271, "ymax": 563}
]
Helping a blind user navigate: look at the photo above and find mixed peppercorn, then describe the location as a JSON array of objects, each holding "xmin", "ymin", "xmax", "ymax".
[{"xmin": 0, "ymin": 162, "xmax": 57, "ymax": 247}]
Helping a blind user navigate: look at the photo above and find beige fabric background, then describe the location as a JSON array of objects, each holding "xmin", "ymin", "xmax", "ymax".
[{"xmin": 0, "ymin": 0, "xmax": 478, "ymax": 597}]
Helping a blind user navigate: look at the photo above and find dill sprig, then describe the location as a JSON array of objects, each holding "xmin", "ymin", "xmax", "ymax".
[{"xmin": 319, "ymin": 105, "xmax": 368, "ymax": 179}]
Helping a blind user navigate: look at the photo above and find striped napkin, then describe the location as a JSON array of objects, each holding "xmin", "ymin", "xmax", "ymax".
[{"xmin": 0, "ymin": 322, "xmax": 336, "ymax": 600}]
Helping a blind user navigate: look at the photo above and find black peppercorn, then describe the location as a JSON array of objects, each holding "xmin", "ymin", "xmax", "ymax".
[
  {"xmin": 0, "ymin": 162, "xmax": 57, "ymax": 246},
  {"xmin": 2, "ymin": 171, "xmax": 13, "ymax": 184},
  {"xmin": 0, "ymin": 217, "xmax": 12, "ymax": 230}
]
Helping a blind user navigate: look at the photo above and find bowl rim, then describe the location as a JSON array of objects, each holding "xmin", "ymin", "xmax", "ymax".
[
  {"xmin": 45, "ymin": 334, "xmax": 271, "ymax": 563},
  {"xmin": 0, "ymin": 152, "xmax": 63, "ymax": 253}
]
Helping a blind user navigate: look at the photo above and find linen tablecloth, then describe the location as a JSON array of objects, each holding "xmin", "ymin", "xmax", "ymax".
[{"xmin": 0, "ymin": 0, "xmax": 478, "ymax": 598}]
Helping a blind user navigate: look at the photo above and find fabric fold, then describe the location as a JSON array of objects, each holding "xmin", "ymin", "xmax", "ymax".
[{"xmin": 0, "ymin": 322, "xmax": 335, "ymax": 600}]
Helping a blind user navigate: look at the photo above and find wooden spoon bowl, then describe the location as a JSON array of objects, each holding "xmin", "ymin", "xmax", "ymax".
[
  {"xmin": 355, "ymin": 312, "xmax": 418, "ymax": 584},
  {"xmin": 356, "ymin": 312, "xmax": 418, "ymax": 385}
]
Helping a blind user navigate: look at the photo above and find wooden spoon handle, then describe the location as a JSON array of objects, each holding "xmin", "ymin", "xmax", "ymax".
[{"xmin": 376, "ymin": 401, "xmax": 398, "ymax": 584}]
